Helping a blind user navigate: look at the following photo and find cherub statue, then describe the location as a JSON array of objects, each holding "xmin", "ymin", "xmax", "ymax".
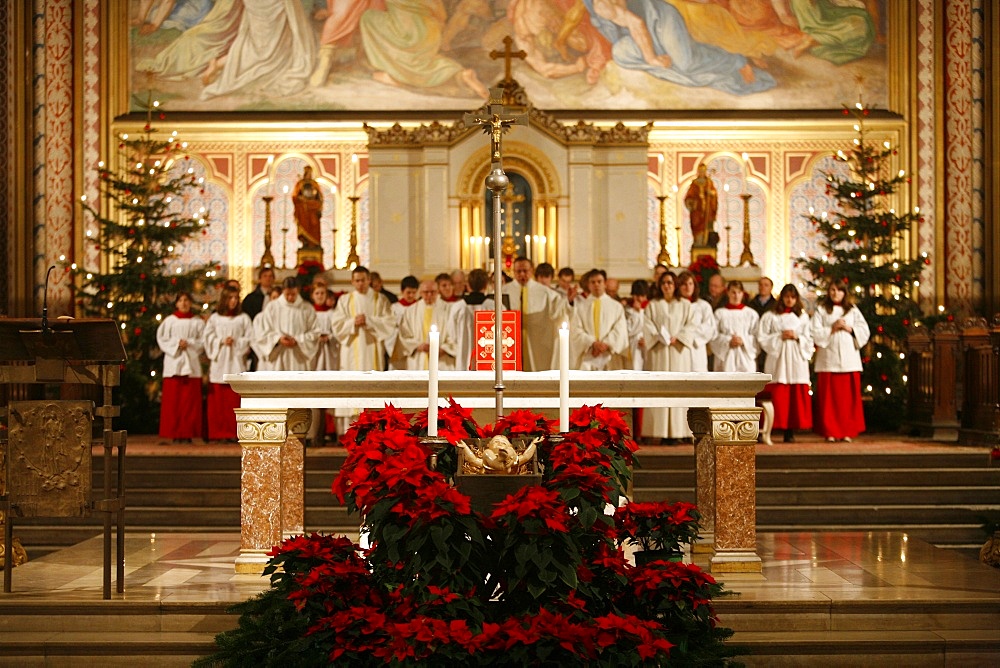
[{"xmin": 458, "ymin": 435, "xmax": 540, "ymax": 474}]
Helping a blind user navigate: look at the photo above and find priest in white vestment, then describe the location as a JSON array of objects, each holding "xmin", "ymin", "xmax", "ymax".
[
  {"xmin": 642, "ymin": 272, "xmax": 697, "ymax": 441},
  {"xmin": 392, "ymin": 280, "xmax": 459, "ymax": 370},
  {"xmin": 329, "ymin": 266, "xmax": 395, "ymax": 372},
  {"xmin": 570, "ymin": 270, "xmax": 629, "ymax": 370},
  {"xmin": 251, "ymin": 277, "xmax": 319, "ymax": 371},
  {"xmin": 501, "ymin": 257, "xmax": 570, "ymax": 371}
]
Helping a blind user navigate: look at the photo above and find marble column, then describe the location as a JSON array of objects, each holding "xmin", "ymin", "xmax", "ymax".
[
  {"xmin": 234, "ymin": 408, "xmax": 288, "ymax": 574},
  {"xmin": 281, "ymin": 409, "xmax": 311, "ymax": 539},
  {"xmin": 688, "ymin": 407, "xmax": 763, "ymax": 574}
]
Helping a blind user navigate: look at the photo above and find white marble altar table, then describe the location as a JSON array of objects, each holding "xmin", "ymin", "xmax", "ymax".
[{"xmin": 226, "ymin": 370, "xmax": 767, "ymax": 576}]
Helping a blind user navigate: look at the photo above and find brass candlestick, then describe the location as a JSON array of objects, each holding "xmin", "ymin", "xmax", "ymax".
[
  {"xmin": 280, "ymin": 224, "xmax": 290, "ymax": 270},
  {"xmin": 656, "ymin": 195, "xmax": 672, "ymax": 266},
  {"xmin": 260, "ymin": 196, "xmax": 275, "ymax": 268},
  {"xmin": 739, "ymin": 193, "xmax": 756, "ymax": 266},
  {"xmin": 347, "ymin": 196, "xmax": 360, "ymax": 269}
]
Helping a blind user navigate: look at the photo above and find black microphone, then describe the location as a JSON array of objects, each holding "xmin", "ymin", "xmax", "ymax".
[{"xmin": 42, "ymin": 264, "xmax": 56, "ymax": 334}]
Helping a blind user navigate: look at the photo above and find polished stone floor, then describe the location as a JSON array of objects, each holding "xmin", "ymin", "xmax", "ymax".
[{"xmin": 4, "ymin": 529, "xmax": 998, "ymax": 608}]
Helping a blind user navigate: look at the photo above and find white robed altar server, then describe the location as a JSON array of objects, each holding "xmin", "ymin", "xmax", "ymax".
[
  {"xmin": 570, "ymin": 270, "xmax": 629, "ymax": 370},
  {"xmin": 710, "ymin": 282, "xmax": 760, "ymax": 373},
  {"xmin": 329, "ymin": 266, "xmax": 395, "ymax": 372},
  {"xmin": 310, "ymin": 284, "xmax": 340, "ymax": 372},
  {"xmin": 502, "ymin": 257, "xmax": 571, "ymax": 371},
  {"xmin": 393, "ymin": 280, "xmax": 460, "ymax": 370},
  {"xmin": 677, "ymin": 270, "xmax": 715, "ymax": 372},
  {"xmin": 251, "ymin": 278, "xmax": 319, "ymax": 371},
  {"xmin": 204, "ymin": 285, "xmax": 253, "ymax": 441},
  {"xmin": 641, "ymin": 272, "xmax": 697, "ymax": 440}
]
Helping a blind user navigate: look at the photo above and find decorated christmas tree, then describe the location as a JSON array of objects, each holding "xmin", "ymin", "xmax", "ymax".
[
  {"xmin": 796, "ymin": 99, "xmax": 929, "ymax": 430},
  {"xmin": 74, "ymin": 99, "xmax": 217, "ymax": 433}
]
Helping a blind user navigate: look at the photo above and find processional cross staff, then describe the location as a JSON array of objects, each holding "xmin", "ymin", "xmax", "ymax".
[{"xmin": 463, "ymin": 87, "xmax": 528, "ymax": 421}]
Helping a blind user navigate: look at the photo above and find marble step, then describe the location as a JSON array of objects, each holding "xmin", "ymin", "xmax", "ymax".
[{"xmin": 730, "ymin": 629, "xmax": 1000, "ymax": 667}]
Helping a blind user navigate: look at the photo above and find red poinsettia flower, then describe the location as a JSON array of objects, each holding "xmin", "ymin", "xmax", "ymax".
[{"xmin": 490, "ymin": 485, "xmax": 570, "ymax": 533}]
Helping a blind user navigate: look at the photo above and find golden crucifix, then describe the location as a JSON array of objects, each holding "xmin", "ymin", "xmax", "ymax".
[
  {"xmin": 463, "ymin": 88, "xmax": 528, "ymax": 167},
  {"xmin": 490, "ymin": 35, "xmax": 526, "ymax": 84}
]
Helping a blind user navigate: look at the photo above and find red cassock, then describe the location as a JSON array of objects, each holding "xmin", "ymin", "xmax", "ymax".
[
  {"xmin": 207, "ymin": 383, "xmax": 241, "ymax": 440},
  {"xmin": 763, "ymin": 382, "xmax": 813, "ymax": 430},
  {"xmin": 813, "ymin": 372, "xmax": 865, "ymax": 439},
  {"xmin": 159, "ymin": 376, "xmax": 204, "ymax": 440}
]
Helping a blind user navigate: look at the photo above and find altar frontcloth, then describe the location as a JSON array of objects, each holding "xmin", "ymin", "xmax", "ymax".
[{"xmin": 225, "ymin": 370, "xmax": 768, "ymax": 576}]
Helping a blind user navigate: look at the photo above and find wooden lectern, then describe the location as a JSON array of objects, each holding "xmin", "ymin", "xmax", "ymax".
[{"xmin": 0, "ymin": 318, "xmax": 127, "ymax": 599}]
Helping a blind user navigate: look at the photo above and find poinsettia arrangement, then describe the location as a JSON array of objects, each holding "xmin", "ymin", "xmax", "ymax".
[
  {"xmin": 615, "ymin": 501, "xmax": 702, "ymax": 554},
  {"xmin": 198, "ymin": 402, "xmax": 739, "ymax": 667},
  {"xmin": 688, "ymin": 254, "xmax": 721, "ymax": 300}
]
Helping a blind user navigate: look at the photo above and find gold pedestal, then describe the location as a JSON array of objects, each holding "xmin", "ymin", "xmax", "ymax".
[
  {"xmin": 296, "ymin": 247, "xmax": 323, "ymax": 269},
  {"xmin": 690, "ymin": 245, "xmax": 718, "ymax": 262}
]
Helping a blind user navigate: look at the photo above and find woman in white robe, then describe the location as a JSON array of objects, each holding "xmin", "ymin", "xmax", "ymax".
[
  {"xmin": 203, "ymin": 285, "xmax": 252, "ymax": 441},
  {"xmin": 757, "ymin": 284, "xmax": 813, "ymax": 442},
  {"xmin": 811, "ymin": 279, "xmax": 870, "ymax": 442},
  {"xmin": 641, "ymin": 272, "xmax": 696, "ymax": 442},
  {"xmin": 710, "ymin": 281, "xmax": 760, "ymax": 372}
]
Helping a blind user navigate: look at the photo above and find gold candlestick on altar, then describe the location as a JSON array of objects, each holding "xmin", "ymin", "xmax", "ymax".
[
  {"xmin": 656, "ymin": 195, "xmax": 672, "ymax": 266},
  {"xmin": 739, "ymin": 193, "xmax": 756, "ymax": 266},
  {"xmin": 347, "ymin": 196, "xmax": 360, "ymax": 269},
  {"xmin": 280, "ymin": 224, "xmax": 290, "ymax": 270},
  {"xmin": 260, "ymin": 196, "xmax": 276, "ymax": 268}
]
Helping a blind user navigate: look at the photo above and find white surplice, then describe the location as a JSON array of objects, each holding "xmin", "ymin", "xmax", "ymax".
[
  {"xmin": 501, "ymin": 279, "xmax": 570, "ymax": 371},
  {"xmin": 330, "ymin": 289, "xmax": 395, "ymax": 372},
  {"xmin": 570, "ymin": 293, "xmax": 629, "ymax": 370},
  {"xmin": 758, "ymin": 310, "xmax": 813, "ymax": 384},
  {"xmin": 641, "ymin": 298, "xmax": 696, "ymax": 439},
  {"xmin": 157, "ymin": 314, "xmax": 206, "ymax": 378},
  {"xmin": 393, "ymin": 299, "xmax": 459, "ymax": 370},
  {"xmin": 710, "ymin": 306, "xmax": 760, "ymax": 372},
  {"xmin": 203, "ymin": 312, "xmax": 252, "ymax": 383},
  {"xmin": 251, "ymin": 295, "xmax": 319, "ymax": 371}
]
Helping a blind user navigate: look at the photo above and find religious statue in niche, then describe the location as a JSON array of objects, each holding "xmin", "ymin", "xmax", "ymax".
[
  {"xmin": 685, "ymin": 163, "xmax": 720, "ymax": 250},
  {"xmin": 457, "ymin": 435, "xmax": 540, "ymax": 475},
  {"xmin": 293, "ymin": 166, "xmax": 324, "ymax": 253}
]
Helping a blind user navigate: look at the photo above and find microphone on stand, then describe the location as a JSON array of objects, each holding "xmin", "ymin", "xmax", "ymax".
[{"xmin": 42, "ymin": 264, "xmax": 56, "ymax": 335}]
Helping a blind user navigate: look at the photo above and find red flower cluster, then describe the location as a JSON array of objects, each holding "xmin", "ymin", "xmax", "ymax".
[{"xmin": 213, "ymin": 403, "xmax": 736, "ymax": 666}]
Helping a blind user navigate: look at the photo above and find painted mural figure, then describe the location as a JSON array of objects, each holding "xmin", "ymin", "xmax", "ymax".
[
  {"xmin": 134, "ymin": 0, "xmax": 243, "ymax": 83},
  {"xmin": 359, "ymin": 0, "xmax": 489, "ymax": 99},
  {"xmin": 309, "ymin": 0, "xmax": 386, "ymax": 87},
  {"xmin": 583, "ymin": 0, "xmax": 777, "ymax": 96},
  {"xmin": 685, "ymin": 163, "xmax": 719, "ymax": 248},
  {"xmin": 293, "ymin": 166, "xmax": 324, "ymax": 251},
  {"xmin": 201, "ymin": 0, "xmax": 316, "ymax": 99}
]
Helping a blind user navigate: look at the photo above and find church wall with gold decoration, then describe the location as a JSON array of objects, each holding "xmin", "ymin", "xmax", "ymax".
[{"xmin": 3, "ymin": 0, "xmax": 996, "ymax": 319}]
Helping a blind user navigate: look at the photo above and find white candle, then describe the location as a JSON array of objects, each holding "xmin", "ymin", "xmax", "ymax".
[
  {"xmin": 741, "ymin": 152, "xmax": 750, "ymax": 194},
  {"xmin": 428, "ymin": 324, "xmax": 439, "ymax": 437},
  {"xmin": 559, "ymin": 322, "xmax": 569, "ymax": 432}
]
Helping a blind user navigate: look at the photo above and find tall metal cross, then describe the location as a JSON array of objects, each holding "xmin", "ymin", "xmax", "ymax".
[
  {"xmin": 462, "ymin": 86, "xmax": 528, "ymax": 421},
  {"xmin": 463, "ymin": 88, "xmax": 528, "ymax": 167},
  {"xmin": 489, "ymin": 35, "xmax": 526, "ymax": 83}
]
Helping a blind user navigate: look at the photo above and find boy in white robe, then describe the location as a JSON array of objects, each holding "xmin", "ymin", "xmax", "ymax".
[
  {"xmin": 329, "ymin": 266, "xmax": 395, "ymax": 373},
  {"xmin": 251, "ymin": 277, "xmax": 319, "ymax": 372},
  {"xmin": 570, "ymin": 270, "xmax": 629, "ymax": 370},
  {"xmin": 501, "ymin": 256, "xmax": 570, "ymax": 371}
]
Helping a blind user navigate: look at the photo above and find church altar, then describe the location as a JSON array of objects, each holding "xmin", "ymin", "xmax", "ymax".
[{"xmin": 226, "ymin": 370, "xmax": 766, "ymax": 576}]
